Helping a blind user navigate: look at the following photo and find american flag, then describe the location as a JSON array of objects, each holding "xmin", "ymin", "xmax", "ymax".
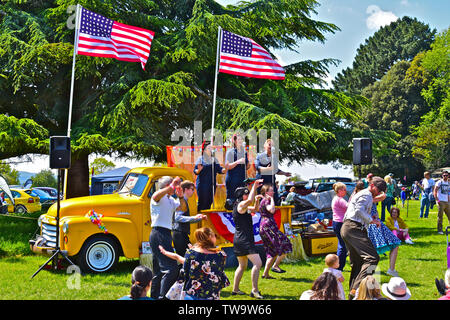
[
  {"xmin": 218, "ymin": 30, "xmax": 285, "ymax": 80},
  {"xmin": 76, "ymin": 7, "xmax": 154, "ymax": 70}
]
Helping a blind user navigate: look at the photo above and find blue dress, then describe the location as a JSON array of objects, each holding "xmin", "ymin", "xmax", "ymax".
[
  {"xmin": 368, "ymin": 202, "xmax": 401, "ymax": 254},
  {"xmin": 194, "ymin": 156, "xmax": 223, "ymax": 211},
  {"xmin": 225, "ymin": 148, "xmax": 248, "ymax": 201},
  {"xmin": 367, "ymin": 222, "xmax": 401, "ymax": 255}
]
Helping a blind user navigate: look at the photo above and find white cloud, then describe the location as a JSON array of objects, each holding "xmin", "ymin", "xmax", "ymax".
[
  {"xmin": 400, "ymin": 0, "xmax": 410, "ymax": 6},
  {"xmin": 366, "ymin": 5, "xmax": 398, "ymax": 30}
]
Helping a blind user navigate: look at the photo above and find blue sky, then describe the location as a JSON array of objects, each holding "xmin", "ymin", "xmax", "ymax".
[
  {"xmin": 218, "ymin": 0, "xmax": 449, "ymax": 86},
  {"xmin": 11, "ymin": 1, "xmax": 450, "ymax": 180}
]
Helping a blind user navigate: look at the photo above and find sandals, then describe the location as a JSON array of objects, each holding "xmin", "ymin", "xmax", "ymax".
[
  {"xmin": 261, "ymin": 275, "xmax": 276, "ymax": 279},
  {"xmin": 231, "ymin": 290, "xmax": 246, "ymax": 296},
  {"xmin": 250, "ymin": 290, "xmax": 264, "ymax": 299},
  {"xmin": 271, "ymin": 267, "xmax": 286, "ymax": 273}
]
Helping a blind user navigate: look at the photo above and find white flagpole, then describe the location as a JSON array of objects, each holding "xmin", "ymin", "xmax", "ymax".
[
  {"xmin": 63, "ymin": 3, "xmax": 82, "ymax": 199},
  {"xmin": 210, "ymin": 26, "xmax": 222, "ymax": 209},
  {"xmin": 67, "ymin": 3, "xmax": 81, "ymax": 138}
]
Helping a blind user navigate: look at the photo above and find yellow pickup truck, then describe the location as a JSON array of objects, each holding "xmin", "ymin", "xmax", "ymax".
[{"xmin": 29, "ymin": 166, "xmax": 293, "ymax": 273}]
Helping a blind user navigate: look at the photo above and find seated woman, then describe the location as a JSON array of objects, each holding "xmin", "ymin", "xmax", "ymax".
[
  {"xmin": 385, "ymin": 207, "xmax": 414, "ymax": 245},
  {"xmin": 159, "ymin": 227, "xmax": 230, "ymax": 300}
]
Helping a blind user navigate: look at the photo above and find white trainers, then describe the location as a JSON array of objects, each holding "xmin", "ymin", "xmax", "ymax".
[
  {"xmin": 387, "ymin": 269, "xmax": 399, "ymax": 277},
  {"xmin": 405, "ymin": 239, "xmax": 414, "ymax": 245}
]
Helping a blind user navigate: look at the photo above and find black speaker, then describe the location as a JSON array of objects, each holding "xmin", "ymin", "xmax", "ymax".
[
  {"xmin": 49, "ymin": 136, "xmax": 71, "ymax": 169},
  {"xmin": 353, "ymin": 138, "xmax": 372, "ymax": 165}
]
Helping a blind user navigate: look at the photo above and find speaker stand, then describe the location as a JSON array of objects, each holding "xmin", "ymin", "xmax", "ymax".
[{"xmin": 31, "ymin": 169, "xmax": 75, "ymax": 278}]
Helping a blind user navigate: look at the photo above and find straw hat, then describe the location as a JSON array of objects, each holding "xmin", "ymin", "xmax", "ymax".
[{"xmin": 382, "ymin": 277, "xmax": 411, "ymax": 300}]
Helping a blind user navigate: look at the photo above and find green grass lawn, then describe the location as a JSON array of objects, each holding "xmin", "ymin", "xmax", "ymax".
[{"xmin": 0, "ymin": 200, "xmax": 448, "ymax": 300}]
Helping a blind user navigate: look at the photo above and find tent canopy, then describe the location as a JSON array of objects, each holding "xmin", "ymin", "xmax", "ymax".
[{"xmin": 90, "ymin": 167, "xmax": 130, "ymax": 195}]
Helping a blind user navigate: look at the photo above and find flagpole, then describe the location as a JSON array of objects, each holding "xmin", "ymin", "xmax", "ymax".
[
  {"xmin": 63, "ymin": 3, "xmax": 82, "ymax": 199},
  {"xmin": 210, "ymin": 26, "xmax": 222, "ymax": 209}
]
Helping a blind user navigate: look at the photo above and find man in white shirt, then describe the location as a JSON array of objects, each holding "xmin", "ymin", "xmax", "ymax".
[
  {"xmin": 418, "ymin": 171, "xmax": 435, "ymax": 218},
  {"xmin": 149, "ymin": 176, "xmax": 182, "ymax": 299},
  {"xmin": 341, "ymin": 176, "xmax": 387, "ymax": 299},
  {"xmin": 434, "ymin": 171, "xmax": 450, "ymax": 235}
]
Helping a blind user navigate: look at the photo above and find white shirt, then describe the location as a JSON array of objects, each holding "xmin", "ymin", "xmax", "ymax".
[
  {"xmin": 150, "ymin": 194, "xmax": 180, "ymax": 229},
  {"xmin": 343, "ymin": 189, "xmax": 374, "ymax": 228},
  {"xmin": 299, "ymin": 290, "xmax": 314, "ymax": 300},
  {"xmin": 394, "ymin": 220, "xmax": 400, "ymax": 230},
  {"xmin": 422, "ymin": 178, "xmax": 435, "ymax": 191},
  {"xmin": 435, "ymin": 179, "xmax": 450, "ymax": 202}
]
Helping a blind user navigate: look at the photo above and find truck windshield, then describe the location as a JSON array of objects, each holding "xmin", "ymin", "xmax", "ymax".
[{"xmin": 118, "ymin": 173, "xmax": 149, "ymax": 196}]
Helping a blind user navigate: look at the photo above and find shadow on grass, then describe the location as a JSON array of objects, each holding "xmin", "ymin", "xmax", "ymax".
[
  {"xmin": 277, "ymin": 276, "xmax": 312, "ymax": 283},
  {"xmin": 220, "ymin": 290, "xmax": 298, "ymax": 300},
  {"xmin": 410, "ymin": 227, "xmax": 442, "ymax": 238},
  {"xmin": 411, "ymin": 258, "xmax": 441, "ymax": 262}
]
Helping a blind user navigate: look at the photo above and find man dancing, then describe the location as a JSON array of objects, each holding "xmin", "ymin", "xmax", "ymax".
[{"xmin": 340, "ymin": 176, "xmax": 387, "ymax": 299}]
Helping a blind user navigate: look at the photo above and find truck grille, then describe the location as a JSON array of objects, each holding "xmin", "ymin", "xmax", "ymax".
[{"xmin": 42, "ymin": 223, "xmax": 57, "ymax": 248}]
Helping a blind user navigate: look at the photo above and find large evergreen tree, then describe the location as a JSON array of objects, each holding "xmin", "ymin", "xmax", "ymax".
[
  {"xmin": 357, "ymin": 60, "xmax": 430, "ymax": 181},
  {"xmin": 0, "ymin": 0, "xmax": 369, "ymax": 198},
  {"xmin": 332, "ymin": 16, "xmax": 436, "ymax": 94}
]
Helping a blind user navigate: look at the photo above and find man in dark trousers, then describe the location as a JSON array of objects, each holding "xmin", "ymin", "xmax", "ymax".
[
  {"xmin": 149, "ymin": 176, "xmax": 182, "ymax": 299},
  {"xmin": 341, "ymin": 176, "xmax": 387, "ymax": 299},
  {"xmin": 172, "ymin": 180, "xmax": 207, "ymax": 258}
]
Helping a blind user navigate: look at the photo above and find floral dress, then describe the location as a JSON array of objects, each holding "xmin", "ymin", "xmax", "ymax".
[
  {"xmin": 259, "ymin": 198, "xmax": 293, "ymax": 258},
  {"xmin": 183, "ymin": 249, "xmax": 230, "ymax": 300}
]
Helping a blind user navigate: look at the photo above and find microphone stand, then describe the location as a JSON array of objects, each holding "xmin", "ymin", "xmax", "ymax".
[{"xmin": 31, "ymin": 169, "xmax": 75, "ymax": 278}]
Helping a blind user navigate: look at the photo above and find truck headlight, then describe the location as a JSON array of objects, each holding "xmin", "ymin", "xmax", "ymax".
[{"xmin": 62, "ymin": 221, "xmax": 69, "ymax": 234}]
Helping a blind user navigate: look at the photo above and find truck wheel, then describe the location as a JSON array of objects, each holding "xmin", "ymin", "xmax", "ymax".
[
  {"xmin": 15, "ymin": 205, "xmax": 28, "ymax": 215},
  {"xmin": 77, "ymin": 235, "xmax": 119, "ymax": 273}
]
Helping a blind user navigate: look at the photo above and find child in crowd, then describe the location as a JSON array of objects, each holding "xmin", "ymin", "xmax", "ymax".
[
  {"xmin": 323, "ymin": 254, "xmax": 345, "ymax": 300},
  {"xmin": 299, "ymin": 272, "xmax": 340, "ymax": 300},
  {"xmin": 385, "ymin": 207, "xmax": 414, "ymax": 245},
  {"xmin": 118, "ymin": 265, "xmax": 154, "ymax": 300},
  {"xmin": 355, "ymin": 275, "xmax": 386, "ymax": 300},
  {"xmin": 400, "ymin": 188, "xmax": 407, "ymax": 207}
]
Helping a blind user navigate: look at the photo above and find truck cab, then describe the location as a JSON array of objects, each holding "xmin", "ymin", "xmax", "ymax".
[{"xmin": 30, "ymin": 166, "xmax": 201, "ymax": 273}]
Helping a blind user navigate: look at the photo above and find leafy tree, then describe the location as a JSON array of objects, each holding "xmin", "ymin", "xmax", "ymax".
[
  {"xmin": 356, "ymin": 60, "xmax": 430, "ymax": 181},
  {"xmin": 332, "ymin": 16, "xmax": 436, "ymax": 94},
  {"xmin": 90, "ymin": 157, "xmax": 115, "ymax": 176},
  {"xmin": 32, "ymin": 169, "xmax": 57, "ymax": 188},
  {"xmin": 0, "ymin": 0, "xmax": 370, "ymax": 198},
  {"xmin": 409, "ymin": 28, "xmax": 450, "ymax": 169},
  {"xmin": 0, "ymin": 161, "xmax": 20, "ymax": 185}
]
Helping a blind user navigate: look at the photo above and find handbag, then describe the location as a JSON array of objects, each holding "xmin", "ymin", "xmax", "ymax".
[{"xmin": 165, "ymin": 280, "xmax": 186, "ymax": 300}]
